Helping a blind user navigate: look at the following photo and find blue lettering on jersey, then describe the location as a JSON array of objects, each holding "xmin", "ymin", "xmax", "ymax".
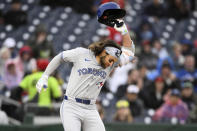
[
  {"xmin": 78, "ymin": 68, "xmax": 106, "ymax": 79},
  {"xmin": 82, "ymin": 68, "xmax": 88, "ymax": 75},
  {"xmin": 88, "ymin": 68, "xmax": 93, "ymax": 74}
]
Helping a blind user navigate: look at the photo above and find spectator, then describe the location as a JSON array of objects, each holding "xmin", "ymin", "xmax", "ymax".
[
  {"xmin": 146, "ymin": 58, "xmax": 180, "ymax": 91},
  {"xmin": 156, "ymin": 57, "xmax": 175, "ymax": 73},
  {"xmin": 137, "ymin": 64, "xmax": 152, "ymax": 105},
  {"xmin": 14, "ymin": 46, "xmax": 37, "ymax": 76},
  {"xmin": 138, "ymin": 64, "xmax": 151, "ymax": 89},
  {"xmin": 153, "ymin": 89, "xmax": 189, "ymax": 124},
  {"xmin": 166, "ymin": 0, "xmax": 190, "ymax": 21},
  {"xmin": 13, "ymin": 59, "xmax": 62, "ymax": 112},
  {"xmin": 0, "ymin": 47, "xmax": 11, "ymax": 94},
  {"xmin": 181, "ymin": 82, "xmax": 197, "ymax": 111},
  {"xmin": 125, "ymin": 85, "xmax": 144, "ymax": 117},
  {"xmin": 180, "ymin": 39, "xmax": 193, "ymax": 56},
  {"xmin": 136, "ymin": 20, "xmax": 156, "ymax": 42},
  {"xmin": 138, "ymin": 40, "xmax": 158, "ymax": 71},
  {"xmin": 171, "ymin": 42, "xmax": 185, "ymax": 70},
  {"xmin": 2, "ymin": 37, "xmax": 17, "ymax": 58},
  {"xmin": 144, "ymin": 77, "xmax": 165, "ymax": 110},
  {"xmin": 3, "ymin": 0, "xmax": 27, "ymax": 28},
  {"xmin": 176, "ymin": 55, "xmax": 197, "ymax": 92},
  {"xmin": 3, "ymin": 59, "xmax": 23, "ymax": 90},
  {"xmin": 143, "ymin": 0, "xmax": 165, "ymax": 19},
  {"xmin": 116, "ymin": 69, "xmax": 142, "ymax": 99},
  {"xmin": 113, "ymin": 100, "xmax": 133, "ymax": 123},
  {"xmin": 160, "ymin": 63, "xmax": 179, "ymax": 91},
  {"xmin": 0, "ymin": 47, "xmax": 11, "ymax": 77},
  {"xmin": 28, "ymin": 24, "xmax": 55, "ymax": 59},
  {"xmin": 151, "ymin": 39, "xmax": 169, "ymax": 59}
]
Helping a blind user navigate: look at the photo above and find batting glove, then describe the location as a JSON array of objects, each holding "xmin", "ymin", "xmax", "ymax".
[
  {"xmin": 36, "ymin": 74, "xmax": 48, "ymax": 93},
  {"xmin": 114, "ymin": 19, "xmax": 128, "ymax": 35}
]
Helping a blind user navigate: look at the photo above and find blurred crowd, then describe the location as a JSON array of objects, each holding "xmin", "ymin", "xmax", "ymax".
[{"xmin": 0, "ymin": 0, "xmax": 197, "ymax": 125}]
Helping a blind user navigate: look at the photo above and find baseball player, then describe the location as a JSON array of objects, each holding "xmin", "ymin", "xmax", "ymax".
[{"xmin": 36, "ymin": 2, "xmax": 135, "ymax": 131}]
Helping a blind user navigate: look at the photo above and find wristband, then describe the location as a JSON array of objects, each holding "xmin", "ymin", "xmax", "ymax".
[{"xmin": 121, "ymin": 25, "xmax": 128, "ymax": 35}]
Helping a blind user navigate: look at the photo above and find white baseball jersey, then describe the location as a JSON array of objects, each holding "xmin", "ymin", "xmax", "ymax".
[{"xmin": 61, "ymin": 47, "xmax": 113, "ymax": 101}]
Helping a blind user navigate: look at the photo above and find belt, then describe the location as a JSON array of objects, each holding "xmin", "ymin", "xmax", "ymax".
[{"xmin": 64, "ymin": 95, "xmax": 91, "ymax": 105}]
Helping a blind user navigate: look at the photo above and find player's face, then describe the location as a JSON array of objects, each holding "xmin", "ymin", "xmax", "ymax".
[{"xmin": 100, "ymin": 50, "xmax": 118, "ymax": 69}]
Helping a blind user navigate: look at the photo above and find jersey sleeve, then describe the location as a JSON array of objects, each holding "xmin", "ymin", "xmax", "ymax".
[
  {"xmin": 61, "ymin": 47, "xmax": 86, "ymax": 63},
  {"xmin": 48, "ymin": 77, "xmax": 62, "ymax": 98}
]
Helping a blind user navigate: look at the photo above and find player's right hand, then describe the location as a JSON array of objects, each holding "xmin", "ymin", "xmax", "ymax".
[
  {"xmin": 114, "ymin": 19, "xmax": 128, "ymax": 35},
  {"xmin": 36, "ymin": 75, "xmax": 48, "ymax": 93}
]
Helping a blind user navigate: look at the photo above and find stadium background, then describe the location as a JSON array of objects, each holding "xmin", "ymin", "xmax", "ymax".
[{"xmin": 0, "ymin": 0, "xmax": 197, "ymax": 130}]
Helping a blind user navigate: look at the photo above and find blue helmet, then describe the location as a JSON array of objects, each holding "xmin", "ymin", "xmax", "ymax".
[{"xmin": 97, "ymin": 2, "xmax": 126, "ymax": 27}]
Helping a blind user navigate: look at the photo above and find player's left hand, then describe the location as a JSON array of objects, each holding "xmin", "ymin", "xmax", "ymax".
[
  {"xmin": 36, "ymin": 75, "xmax": 48, "ymax": 93},
  {"xmin": 114, "ymin": 19, "xmax": 128, "ymax": 35}
]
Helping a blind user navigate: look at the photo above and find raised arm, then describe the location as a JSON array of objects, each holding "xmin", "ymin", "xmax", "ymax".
[
  {"xmin": 114, "ymin": 20, "xmax": 134, "ymax": 48},
  {"xmin": 122, "ymin": 33, "xmax": 133, "ymax": 47},
  {"xmin": 114, "ymin": 20, "xmax": 135, "ymax": 65}
]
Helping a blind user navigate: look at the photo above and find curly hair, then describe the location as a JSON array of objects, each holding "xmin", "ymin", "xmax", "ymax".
[{"xmin": 88, "ymin": 40, "xmax": 121, "ymax": 56}]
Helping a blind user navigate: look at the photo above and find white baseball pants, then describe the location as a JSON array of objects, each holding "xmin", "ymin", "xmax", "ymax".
[{"xmin": 60, "ymin": 100, "xmax": 105, "ymax": 131}]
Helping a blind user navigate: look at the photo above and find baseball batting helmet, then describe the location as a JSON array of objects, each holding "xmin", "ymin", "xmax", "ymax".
[{"xmin": 97, "ymin": 2, "xmax": 126, "ymax": 27}]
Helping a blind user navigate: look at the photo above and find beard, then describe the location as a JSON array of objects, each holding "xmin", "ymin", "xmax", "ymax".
[{"xmin": 100, "ymin": 55, "xmax": 107, "ymax": 69}]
